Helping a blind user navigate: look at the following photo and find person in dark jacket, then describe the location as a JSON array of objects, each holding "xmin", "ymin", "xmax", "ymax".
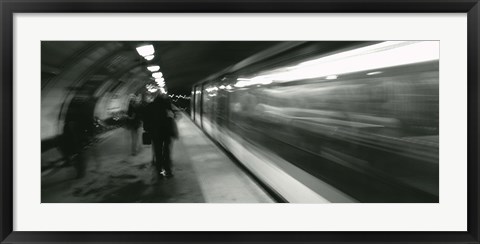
[{"xmin": 143, "ymin": 92, "xmax": 176, "ymax": 178}]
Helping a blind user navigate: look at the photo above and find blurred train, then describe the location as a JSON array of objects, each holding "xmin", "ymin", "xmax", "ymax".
[{"xmin": 191, "ymin": 41, "xmax": 439, "ymax": 203}]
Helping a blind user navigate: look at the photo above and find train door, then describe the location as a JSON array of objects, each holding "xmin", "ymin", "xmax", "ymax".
[
  {"xmin": 202, "ymin": 81, "xmax": 222, "ymax": 138},
  {"xmin": 201, "ymin": 83, "xmax": 215, "ymax": 135},
  {"xmin": 194, "ymin": 85, "xmax": 203, "ymax": 126},
  {"xmin": 190, "ymin": 88, "xmax": 195, "ymax": 121}
]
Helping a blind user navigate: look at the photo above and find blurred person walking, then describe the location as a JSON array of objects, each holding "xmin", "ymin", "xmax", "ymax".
[
  {"xmin": 127, "ymin": 94, "xmax": 142, "ymax": 156},
  {"xmin": 142, "ymin": 91, "xmax": 177, "ymax": 178}
]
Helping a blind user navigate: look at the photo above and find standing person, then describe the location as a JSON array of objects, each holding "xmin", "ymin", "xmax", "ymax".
[
  {"xmin": 127, "ymin": 94, "xmax": 142, "ymax": 156},
  {"xmin": 143, "ymin": 91, "xmax": 176, "ymax": 178}
]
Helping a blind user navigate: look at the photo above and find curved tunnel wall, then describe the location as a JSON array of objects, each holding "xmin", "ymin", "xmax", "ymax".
[{"xmin": 41, "ymin": 42, "xmax": 149, "ymax": 144}]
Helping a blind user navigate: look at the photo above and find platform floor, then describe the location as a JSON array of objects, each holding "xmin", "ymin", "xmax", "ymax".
[{"xmin": 41, "ymin": 114, "xmax": 274, "ymax": 203}]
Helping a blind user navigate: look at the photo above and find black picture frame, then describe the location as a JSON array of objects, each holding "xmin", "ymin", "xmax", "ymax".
[{"xmin": 1, "ymin": 0, "xmax": 479, "ymax": 243}]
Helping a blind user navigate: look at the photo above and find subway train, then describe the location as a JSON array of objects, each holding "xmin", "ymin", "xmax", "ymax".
[{"xmin": 191, "ymin": 41, "xmax": 439, "ymax": 203}]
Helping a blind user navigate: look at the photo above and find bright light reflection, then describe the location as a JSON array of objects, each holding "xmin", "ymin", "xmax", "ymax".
[
  {"xmin": 144, "ymin": 55, "xmax": 154, "ymax": 61},
  {"xmin": 326, "ymin": 75, "xmax": 338, "ymax": 80},
  {"xmin": 367, "ymin": 71, "xmax": 383, "ymax": 75},
  {"xmin": 205, "ymin": 87, "xmax": 219, "ymax": 92},
  {"xmin": 234, "ymin": 76, "xmax": 272, "ymax": 88}
]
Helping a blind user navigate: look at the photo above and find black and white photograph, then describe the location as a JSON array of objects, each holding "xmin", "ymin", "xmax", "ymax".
[{"xmin": 40, "ymin": 41, "xmax": 439, "ymax": 203}]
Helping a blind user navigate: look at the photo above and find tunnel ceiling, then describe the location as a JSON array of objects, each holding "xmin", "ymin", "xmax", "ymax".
[{"xmin": 41, "ymin": 41, "xmax": 281, "ymax": 96}]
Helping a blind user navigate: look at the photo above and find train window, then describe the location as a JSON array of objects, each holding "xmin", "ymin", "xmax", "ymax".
[
  {"xmin": 202, "ymin": 83, "xmax": 218, "ymax": 135},
  {"xmin": 214, "ymin": 81, "xmax": 231, "ymax": 129}
]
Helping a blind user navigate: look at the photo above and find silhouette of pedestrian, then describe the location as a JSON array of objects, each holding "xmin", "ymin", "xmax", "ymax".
[{"xmin": 143, "ymin": 92, "xmax": 177, "ymax": 178}]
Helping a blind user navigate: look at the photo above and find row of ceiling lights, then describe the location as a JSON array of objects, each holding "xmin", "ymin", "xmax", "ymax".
[
  {"xmin": 168, "ymin": 94, "xmax": 190, "ymax": 99},
  {"xmin": 135, "ymin": 44, "xmax": 166, "ymax": 93}
]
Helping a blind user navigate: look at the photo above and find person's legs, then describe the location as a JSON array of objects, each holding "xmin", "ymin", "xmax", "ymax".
[
  {"xmin": 152, "ymin": 138, "xmax": 163, "ymax": 174},
  {"xmin": 162, "ymin": 137, "xmax": 173, "ymax": 176},
  {"xmin": 150, "ymin": 140, "xmax": 155, "ymax": 164},
  {"xmin": 130, "ymin": 128, "xmax": 138, "ymax": 155}
]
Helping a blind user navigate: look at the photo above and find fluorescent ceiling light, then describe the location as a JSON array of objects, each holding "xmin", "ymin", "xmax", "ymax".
[
  {"xmin": 147, "ymin": 65, "xmax": 160, "ymax": 72},
  {"xmin": 152, "ymin": 72, "xmax": 163, "ymax": 78},
  {"xmin": 136, "ymin": 44, "xmax": 155, "ymax": 57}
]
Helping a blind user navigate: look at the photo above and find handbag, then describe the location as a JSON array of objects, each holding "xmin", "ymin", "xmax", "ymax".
[{"xmin": 142, "ymin": 131, "xmax": 151, "ymax": 145}]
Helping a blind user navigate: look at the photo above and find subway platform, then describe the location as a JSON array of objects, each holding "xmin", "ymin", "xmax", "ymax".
[{"xmin": 41, "ymin": 113, "xmax": 275, "ymax": 203}]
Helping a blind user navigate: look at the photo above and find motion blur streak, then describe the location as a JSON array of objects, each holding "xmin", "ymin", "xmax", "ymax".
[
  {"xmin": 194, "ymin": 41, "xmax": 439, "ymax": 203},
  {"xmin": 235, "ymin": 41, "xmax": 439, "ymax": 86}
]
